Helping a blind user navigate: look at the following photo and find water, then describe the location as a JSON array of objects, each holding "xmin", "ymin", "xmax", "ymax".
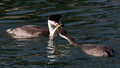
[{"xmin": 0, "ymin": 0, "xmax": 120, "ymax": 68}]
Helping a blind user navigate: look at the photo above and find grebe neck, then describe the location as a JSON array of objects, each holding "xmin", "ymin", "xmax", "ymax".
[
  {"xmin": 65, "ymin": 35, "xmax": 79, "ymax": 47},
  {"xmin": 48, "ymin": 20, "xmax": 54, "ymax": 37},
  {"xmin": 59, "ymin": 32, "xmax": 79, "ymax": 47}
]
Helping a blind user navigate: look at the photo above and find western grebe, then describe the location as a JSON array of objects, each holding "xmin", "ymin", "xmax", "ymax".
[
  {"xmin": 58, "ymin": 28, "xmax": 114, "ymax": 57},
  {"xmin": 6, "ymin": 15, "xmax": 61, "ymax": 39}
]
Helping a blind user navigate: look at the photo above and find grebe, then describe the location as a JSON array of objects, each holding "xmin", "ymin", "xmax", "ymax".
[
  {"xmin": 6, "ymin": 15, "xmax": 61, "ymax": 39},
  {"xmin": 58, "ymin": 28, "xmax": 114, "ymax": 57}
]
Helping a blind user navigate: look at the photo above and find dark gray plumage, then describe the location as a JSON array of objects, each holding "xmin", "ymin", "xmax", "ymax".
[
  {"xmin": 80, "ymin": 44, "xmax": 114, "ymax": 56},
  {"xmin": 6, "ymin": 25, "xmax": 49, "ymax": 38},
  {"xmin": 20, "ymin": 25, "xmax": 49, "ymax": 37}
]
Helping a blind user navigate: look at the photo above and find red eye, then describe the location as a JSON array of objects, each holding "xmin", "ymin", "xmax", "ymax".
[{"xmin": 54, "ymin": 21, "xmax": 56, "ymax": 23}]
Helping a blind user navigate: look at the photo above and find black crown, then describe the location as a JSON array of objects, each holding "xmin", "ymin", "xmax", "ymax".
[{"xmin": 49, "ymin": 15, "xmax": 61, "ymax": 22}]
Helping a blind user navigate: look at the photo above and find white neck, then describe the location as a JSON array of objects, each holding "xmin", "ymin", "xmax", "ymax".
[
  {"xmin": 59, "ymin": 33, "xmax": 77, "ymax": 46},
  {"xmin": 49, "ymin": 26, "xmax": 60, "ymax": 40},
  {"xmin": 59, "ymin": 33, "xmax": 72, "ymax": 44},
  {"xmin": 48, "ymin": 20, "xmax": 54, "ymax": 37}
]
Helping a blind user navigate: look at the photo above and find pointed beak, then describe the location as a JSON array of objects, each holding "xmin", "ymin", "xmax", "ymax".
[
  {"xmin": 55, "ymin": 23, "xmax": 60, "ymax": 26},
  {"xmin": 55, "ymin": 23, "xmax": 64, "ymax": 28},
  {"xmin": 53, "ymin": 22, "xmax": 61, "ymax": 28}
]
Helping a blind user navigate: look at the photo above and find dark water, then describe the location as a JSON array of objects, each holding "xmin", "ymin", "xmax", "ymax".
[{"xmin": 0, "ymin": 0, "xmax": 120, "ymax": 68}]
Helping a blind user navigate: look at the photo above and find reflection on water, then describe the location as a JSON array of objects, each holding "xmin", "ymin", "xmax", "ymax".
[
  {"xmin": 1, "ymin": 0, "xmax": 120, "ymax": 67},
  {"xmin": 47, "ymin": 39, "xmax": 72, "ymax": 65},
  {"xmin": 47, "ymin": 40, "xmax": 57, "ymax": 63}
]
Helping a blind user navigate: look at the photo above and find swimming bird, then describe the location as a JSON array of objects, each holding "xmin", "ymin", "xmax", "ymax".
[
  {"xmin": 58, "ymin": 28, "xmax": 114, "ymax": 57},
  {"xmin": 6, "ymin": 15, "xmax": 61, "ymax": 39}
]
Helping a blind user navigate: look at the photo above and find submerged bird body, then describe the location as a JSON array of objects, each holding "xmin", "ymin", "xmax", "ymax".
[
  {"xmin": 58, "ymin": 28, "xmax": 114, "ymax": 57},
  {"xmin": 6, "ymin": 15, "xmax": 61, "ymax": 39}
]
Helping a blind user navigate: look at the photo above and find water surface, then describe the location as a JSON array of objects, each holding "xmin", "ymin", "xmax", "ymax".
[{"xmin": 0, "ymin": 0, "xmax": 120, "ymax": 68}]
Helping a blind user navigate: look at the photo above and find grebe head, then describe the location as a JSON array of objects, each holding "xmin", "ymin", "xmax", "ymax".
[
  {"xmin": 48, "ymin": 15, "xmax": 61, "ymax": 27},
  {"xmin": 58, "ymin": 28, "xmax": 75, "ymax": 45},
  {"xmin": 48, "ymin": 15, "xmax": 62, "ymax": 39}
]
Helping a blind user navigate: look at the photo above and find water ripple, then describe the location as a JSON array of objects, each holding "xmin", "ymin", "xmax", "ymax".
[
  {"xmin": 0, "ymin": 0, "xmax": 120, "ymax": 67},
  {"xmin": 6, "ymin": 10, "xmax": 36, "ymax": 15},
  {"xmin": 38, "ymin": 9, "xmax": 86, "ymax": 16}
]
